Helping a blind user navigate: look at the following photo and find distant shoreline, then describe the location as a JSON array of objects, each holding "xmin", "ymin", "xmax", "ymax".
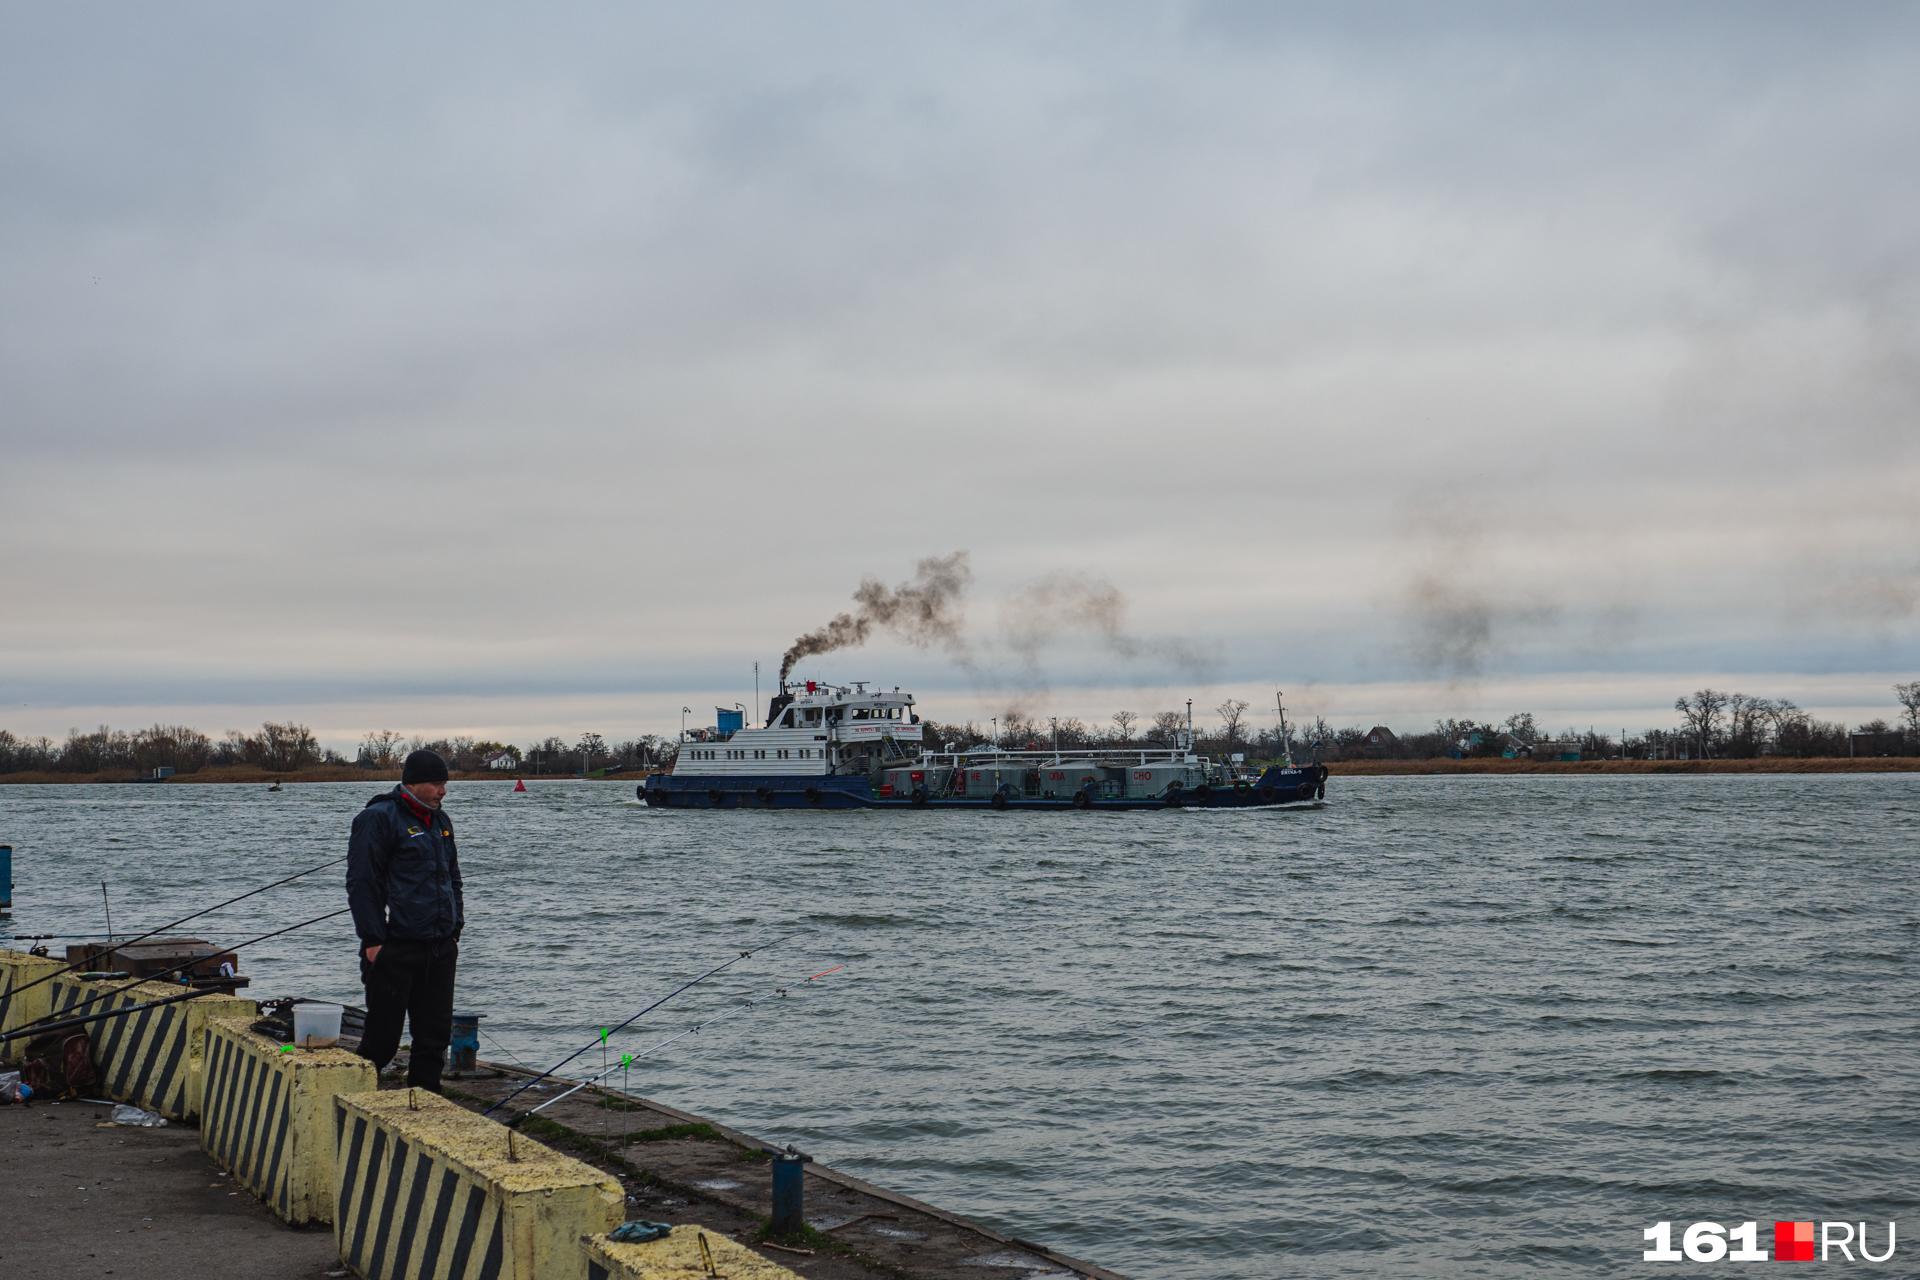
[
  {"xmin": 1, "ymin": 758, "xmax": 1914, "ymax": 784},
  {"xmin": 1326, "ymin": 756, "xmax": 1919, "ymax": 775},
  {"xmin": 0, "ymin": 765, "xmax": 641, "ymax": 785}
]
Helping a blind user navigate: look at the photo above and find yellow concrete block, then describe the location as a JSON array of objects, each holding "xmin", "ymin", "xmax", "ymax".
[
  {"xmin": 49, "ymin": 974, "xmax": 255, "ymax": 1120},
  {"xmin": 334, "ymin": 1089, "xmax": 623, "ymax": 1280},
  {"xmin": 201, "ymin": 1016, "xmax": 376, "ymax": 1225},
  {"xmin": 0, "ymin": 948, "xmax": 65, "ymax": 1046},
  {"xmin": 585, "ymin": 1227, "xmax": 803, "ymax": 1280}
]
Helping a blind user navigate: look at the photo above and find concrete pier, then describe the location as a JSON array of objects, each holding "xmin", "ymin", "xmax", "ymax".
[
  {"xmin": 1, "ymin": 1062, "xmax": 1125, "ymax": 1280},
  {"xmin": 0, "ymin": 1097, "xmax": 341, "ymax": 1279},
  {"xmin": 439, "ymin": 1063, "xmax": 1127, "ymax": 1280},
  {"xmin": 2, "ymin": 945, "xmax": 1122, "ymax": 1280}
]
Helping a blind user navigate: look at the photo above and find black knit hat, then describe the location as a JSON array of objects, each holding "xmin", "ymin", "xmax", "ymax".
[{"xmin": 402, "ymin": 749, "xmax": 450, "ymax": 785}]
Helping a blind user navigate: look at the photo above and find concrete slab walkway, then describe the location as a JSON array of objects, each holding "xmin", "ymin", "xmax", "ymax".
[{"xmin": 0, "ymin": 1099, "xmax": 341, "ymax": 1280}]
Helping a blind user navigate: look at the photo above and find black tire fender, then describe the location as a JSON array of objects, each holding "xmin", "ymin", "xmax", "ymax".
[{"xmin": 805, "ymin": 787, "xmax": 823, "ymax": 806}]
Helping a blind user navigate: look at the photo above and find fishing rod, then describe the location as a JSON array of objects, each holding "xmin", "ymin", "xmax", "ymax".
[
  {"xmin": 0, "ymin": 983, "xmax": 221, "ymax": 1043},
  {"xmin": 5, "ymin": 907, "xmax": 352, "ymax": 1039},
  {"xmin": 3, "ymin": 853, "xmax": 348, "ymax": 1000},
  {"xmin": 484, "ymin": 931, "xmax": 803, "ymax": 1118},
  {"xmin": 523, "ymin": 964, "xmax": 845, "ymax": 1120}
]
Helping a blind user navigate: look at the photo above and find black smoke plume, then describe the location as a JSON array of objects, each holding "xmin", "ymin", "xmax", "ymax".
[
  {"xmin": 1396, "ymin": 499, "xmax": 1561, "ymax": 682},
  {"xmin": 779, "ymin": 551, "xmax": 973, "ymax": 682},
  {"xmin": 1002, "ymin": 573, "xmax": 1221, "ymax": 683}
]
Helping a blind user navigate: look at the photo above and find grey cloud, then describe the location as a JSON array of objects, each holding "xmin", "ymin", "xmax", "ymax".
[{"xmin": 1, "ymin": 4, "xmax": 1916, "ymax": 742}]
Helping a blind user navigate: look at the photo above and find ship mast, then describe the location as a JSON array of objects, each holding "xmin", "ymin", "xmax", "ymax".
[{"xmin": 1275, "ymin": 689, "xmax": 1293, "ymax": 768}]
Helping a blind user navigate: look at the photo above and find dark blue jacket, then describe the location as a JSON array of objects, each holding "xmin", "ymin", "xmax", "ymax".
[{"xmin": 346, "ymin": 787, "xmax": 465, "ymax": 945}]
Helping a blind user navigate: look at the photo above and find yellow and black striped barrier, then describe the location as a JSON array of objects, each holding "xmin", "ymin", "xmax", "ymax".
[
  {"xmin": 48, "ymin": 975, "xmax": 255, "ymax": 1120},
  {"xmin": 584, "ymin": 1227, "xmax": 801, "ymax": 1280},
  {"xmin": 333, "ymin": 1090, "xmax": 622, "ymax": 1280},
  {"xmin": 0, "ymin": 948, "xmax": 64, "ymax": 1045},
  {"xmin": 201, "ymin": 1015, "xmax": 375, "ymax": 1225}
]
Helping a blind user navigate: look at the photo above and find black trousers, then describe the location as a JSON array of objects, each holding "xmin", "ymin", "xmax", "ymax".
[{"xmin": 358, "ymin": 937, "xmax": 458, "ymax": 1092}]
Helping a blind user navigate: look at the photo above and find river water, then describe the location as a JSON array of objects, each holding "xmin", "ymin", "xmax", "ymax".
[{"xmin": 3, "ymin": 775, "xmax": 1915, "ymax": 1277}]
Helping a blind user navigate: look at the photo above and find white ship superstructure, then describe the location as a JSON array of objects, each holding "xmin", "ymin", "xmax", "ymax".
[{"xmin": 673, "ymin": 681, "xmax": 923, "ymax": 778}]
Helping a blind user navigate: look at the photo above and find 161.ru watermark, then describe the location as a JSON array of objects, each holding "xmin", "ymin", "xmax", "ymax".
[{"xmin": 1643, "ymin": 1221, "xmax": 1897, "ymax": 1263}]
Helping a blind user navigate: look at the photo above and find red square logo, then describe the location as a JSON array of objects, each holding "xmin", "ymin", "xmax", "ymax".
[{"xmin": 1775, "ymin": 1221, "xmax": 1815, "ymax": 1262}]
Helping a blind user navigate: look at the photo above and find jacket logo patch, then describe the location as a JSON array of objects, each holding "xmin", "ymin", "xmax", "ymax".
[{"xmin": 406, "ymin": 826, "xmax": 423, "ymax": 836}]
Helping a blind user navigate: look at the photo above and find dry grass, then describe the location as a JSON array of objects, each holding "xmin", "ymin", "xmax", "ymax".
[
  {"xmin": 1326, "ymin": 756, "xmax": 1920, "ymax": 776},
  {"xmin": 0, "ymin": 765, "xmax": 638, "ymax": 785}
]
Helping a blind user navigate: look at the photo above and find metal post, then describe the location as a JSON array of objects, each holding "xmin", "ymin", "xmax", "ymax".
[{"xmin": 770, "ymin": 1145, "xmax": 811, "ymax": 1236}]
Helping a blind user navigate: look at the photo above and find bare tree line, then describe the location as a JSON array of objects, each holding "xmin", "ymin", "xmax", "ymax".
[
  {"xmin": 0, "ymin": 722, "xmax": 676, "ymax": 776},
  {"xmin": 2, "ymin": 681, "xmax": 1913, "ymax": 775},
  {"xmin": 0, "ymin": 722, "xmax": 322, "ymax": 775},
  {"xmin": 921, "ymin": 683, "xmax": 1920, "ymax": 762}
]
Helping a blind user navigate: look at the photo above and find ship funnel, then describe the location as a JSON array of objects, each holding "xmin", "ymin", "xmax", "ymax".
[{"xmin": 767, "ymin": 692, "xmax": 795, "ymax": 726}]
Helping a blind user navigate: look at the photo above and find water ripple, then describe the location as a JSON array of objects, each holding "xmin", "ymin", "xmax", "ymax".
[{"xmin": 3, "ymin": 772, "xmax": 1915, "ymax": 1278}]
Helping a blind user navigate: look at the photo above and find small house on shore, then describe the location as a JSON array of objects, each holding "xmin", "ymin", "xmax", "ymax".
[{"xmin": 1359, "ymin": 726, "xmax": 1399, "ymax": 758}]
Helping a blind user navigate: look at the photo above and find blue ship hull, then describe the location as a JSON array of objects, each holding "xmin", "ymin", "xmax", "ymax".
[{"xmin": 640, "ymin": 766, "xmax": 1328, "ymax": 810}]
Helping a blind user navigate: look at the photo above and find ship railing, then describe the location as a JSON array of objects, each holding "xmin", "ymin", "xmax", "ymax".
[{"xmin": 919, "ymin": 748, "xmax": 1208, "ymax": 768}]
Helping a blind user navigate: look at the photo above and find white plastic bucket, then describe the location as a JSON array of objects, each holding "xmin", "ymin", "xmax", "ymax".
[{"xmin": 292, "ymin": 1002, "xmax": 342, "ymax": 1049}]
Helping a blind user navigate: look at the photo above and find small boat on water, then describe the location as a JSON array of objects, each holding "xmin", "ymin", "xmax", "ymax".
[{"xmin": 641, "ymin": 681, "xmax": 1327, "ymax": 811}]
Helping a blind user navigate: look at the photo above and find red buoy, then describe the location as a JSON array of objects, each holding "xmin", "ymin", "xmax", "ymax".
[{"xmin": 513, "ymin": 778, "xmax": 526, "ymax": 792}]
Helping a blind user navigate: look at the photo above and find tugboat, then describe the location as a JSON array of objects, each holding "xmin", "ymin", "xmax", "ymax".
[{"xmin": 640, "ymin": 681, "xmax": 1327, "ymax": 810}]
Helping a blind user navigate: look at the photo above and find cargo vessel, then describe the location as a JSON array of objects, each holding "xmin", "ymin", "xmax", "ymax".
[{"xmin": 640, "ymin": 681, "xmax": 1327, "ymax": 810}]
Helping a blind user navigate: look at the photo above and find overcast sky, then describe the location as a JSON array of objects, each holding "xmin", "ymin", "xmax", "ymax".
[{"xmin": 3, "ymin": 3, "xmax": 1915, "ymax": 749}]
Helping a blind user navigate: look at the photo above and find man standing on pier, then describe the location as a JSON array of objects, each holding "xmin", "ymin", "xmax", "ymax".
[{"xmin": 346, "ymin": 749, "xmax": 463, "ymax": 1092}]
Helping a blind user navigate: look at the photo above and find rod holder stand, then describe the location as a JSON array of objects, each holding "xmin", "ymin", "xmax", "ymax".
[
  {"xmin": 447, "ymin": 1011, "xmax": 482, "ymax": 1075},
  {"xmin": 769, "ymin": 1144, "xmax": 812, "ymax": 1237}
]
